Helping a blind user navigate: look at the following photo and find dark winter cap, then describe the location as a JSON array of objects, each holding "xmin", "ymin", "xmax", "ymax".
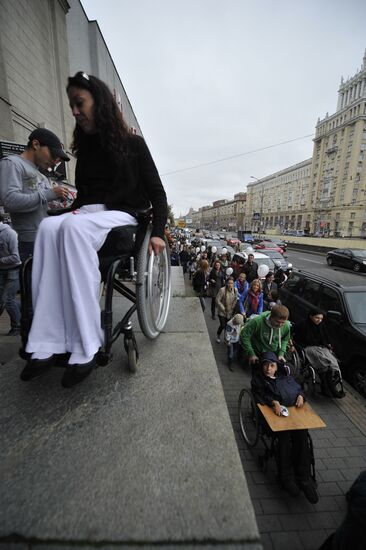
[
  {"xmin": 259, "ymin": 351, "xmax": 280, "ymax": 365},
  {"xmin": 28, "ymin": 128, "xmax": 70, "ymax": 162}
]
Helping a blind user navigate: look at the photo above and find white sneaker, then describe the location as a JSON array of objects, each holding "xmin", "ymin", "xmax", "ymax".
[{"xmin": 216, "ymin": 336, "xmax": 221, "ymax": 343}]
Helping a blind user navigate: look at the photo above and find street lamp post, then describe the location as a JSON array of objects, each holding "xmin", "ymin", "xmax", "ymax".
[{"xmin": 251, "ymin": 176, "xmax": 264, "ymax": 234}]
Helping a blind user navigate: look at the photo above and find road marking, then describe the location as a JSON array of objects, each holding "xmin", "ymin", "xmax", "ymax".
[{"xmin": 298, "ymin": 257, "xmax": 323, "ymax": 264}]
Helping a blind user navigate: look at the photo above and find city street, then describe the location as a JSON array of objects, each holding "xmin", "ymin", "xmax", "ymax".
[{"xmin": 285, "ymin": 248, "xmax": 366, "ymax": 285}]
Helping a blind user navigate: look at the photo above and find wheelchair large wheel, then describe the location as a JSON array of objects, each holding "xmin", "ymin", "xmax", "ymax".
[
  {"xmin": 136, "ymin": 224, "xmax": 171, "ymax": 339},
  {"xmin": 238, "ymin": 388, "xmax": 259, "ymax": 448}
]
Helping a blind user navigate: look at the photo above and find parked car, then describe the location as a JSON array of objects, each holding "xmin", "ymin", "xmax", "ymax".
[
  {"xmin": 226, "ymin": 237, "xmax": 241, "ymax": 247},
  {"xmin": 261, "ymin": 249, "xmax": 291, "ymax": 271},
  {"xmin": 264, "ymin": 238, "xmax": 287, "ymax": 252},
  {"xmin": 238, "ymin": 232, "xmax": 254, "ymax": 244},
  {"xmin": 230, "ymin": 252, "xmax": 275, "ymax": 278},
  {"xmin": 254, "ymin": 241, "xmax": 284, "ymax": 254},
  {"xmin": 279, "ymin": 269, "xmax": 366, "ymax": 397},
  {"xmin": 326, "ymin": 248, "xmax": 366, "ymax": 272}
]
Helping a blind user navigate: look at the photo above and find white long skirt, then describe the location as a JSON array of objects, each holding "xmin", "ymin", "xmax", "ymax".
[{"xmin": 26, "ymin": 205, "xmax": 137, "ymax": 357}]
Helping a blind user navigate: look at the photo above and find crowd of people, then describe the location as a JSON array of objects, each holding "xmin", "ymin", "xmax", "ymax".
[{"xmin": 169, "ymin": 231, "xmax": 348, "ymax": 505}]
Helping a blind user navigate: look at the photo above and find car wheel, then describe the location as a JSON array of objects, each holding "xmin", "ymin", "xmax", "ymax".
[
  {"xmin": 351, "ymin": 365, "xmax": 366, "ymax": 398},
  {"xmin": 326, "ymin": 257, "xmax": 334, "ymax": 266},
  {"xmin": 353, "ymin": 263, "xmax": 361, "ymax": 272}
]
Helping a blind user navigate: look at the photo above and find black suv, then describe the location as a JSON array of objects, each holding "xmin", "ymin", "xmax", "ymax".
[{"xmin": 279, "ymin": 269, "xmax": 366, "ymax": 397}]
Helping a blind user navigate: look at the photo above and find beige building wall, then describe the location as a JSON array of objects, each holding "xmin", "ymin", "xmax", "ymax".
[
  {"xmin": 245, "ymin": 159, "xmax": 312, "ymax": 233},
  {"xmin": 0, "ymin": 0, "xmax": 74, "ymax": 174},
  {"xmin": 190, "ymin": 194, "xmax": 246, "ymax": 231}
]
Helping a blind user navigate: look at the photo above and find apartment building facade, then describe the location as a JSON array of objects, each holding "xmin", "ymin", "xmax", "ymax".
[
  {"xmin": 245, "ymin": 159, "xmax": 312, "ymax": 233},
  {"xmin": 193, "ymin": 50, "xmax": 366, "ymax": 237},
  {"xmin": 188, "ymin": 192, "xmax": 246, "ymax": 231},
  {"xmin": 246, "ymin": 51, "xmax": 366, "ymax": 237}
]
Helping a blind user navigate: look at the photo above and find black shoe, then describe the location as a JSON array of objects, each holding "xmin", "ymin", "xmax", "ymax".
[
  {"xmin": 61, "ymin": 358, "xmax": 96, "ymax": 388},
  {"xmin": 8, "ymin": 327, "xmax": 20, "ymax": 336},
  {"xmin": 282, "ymin": 478, "xmax": 300, "ymax": 497},
  {"xmin": 299, "ymin": 479, "xmax": 319, "ymax": 503},
  {"xmin": 228, "ymin": 359, "xmax": 234, "ymax": 372},
  {"xmin": 20, "ymin": 356, "xmax": 55, "ymax": 381}
]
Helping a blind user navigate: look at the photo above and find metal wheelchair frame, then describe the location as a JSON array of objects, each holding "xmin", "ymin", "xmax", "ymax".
[
  {"xmin": 238, "ymin": 388, "xmax": 316, "ymax": 484},
  {"xmin": 19, "ymin": 216, "xmax": 171, "ymax": 372},
  {"xmin": 285, "ymin": 344, "xmax": 344, "ymax": 398}
]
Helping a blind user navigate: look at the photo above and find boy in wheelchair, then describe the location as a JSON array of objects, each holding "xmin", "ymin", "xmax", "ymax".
[{"xmin": 251, "ymin": 351, "xmax": 319, "ymax": 503}]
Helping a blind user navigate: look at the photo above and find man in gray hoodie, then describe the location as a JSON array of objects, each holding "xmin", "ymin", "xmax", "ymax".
[
  {"xmin": 0, "ymin": 214, "xmax": 22, "ymax": 334},
  {"xmin": 0, "ymin": 128, "xmax": 69, "ymax": 261}
]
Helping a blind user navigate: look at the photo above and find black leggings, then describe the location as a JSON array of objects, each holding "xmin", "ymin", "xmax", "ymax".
[{"xmin": 217, "ymin": 315, "xmax": 227, "ymax": 336}]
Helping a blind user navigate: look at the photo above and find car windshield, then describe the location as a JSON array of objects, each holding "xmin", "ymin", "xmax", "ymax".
[
  {"xmin": 344, "ymin": 291, "xmax": 366, "ymax": 323},
  {"xmin": 351, "ymin": 250, "xmax": 366, "ymax": 258},
  {"xmin": 263, "ymin": 251, "xmax": 282, "ymax": 258},
  {"xmin": 256, "ymin": 257, "xmax": 275, "ymax": 269}
]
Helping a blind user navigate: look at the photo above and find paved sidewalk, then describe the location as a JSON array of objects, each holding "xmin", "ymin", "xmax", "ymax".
[{"xmin": 184, "ymin": 275, "xmax": 366, "ymax": 550}]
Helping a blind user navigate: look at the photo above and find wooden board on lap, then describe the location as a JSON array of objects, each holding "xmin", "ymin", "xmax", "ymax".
[{"xmin": 257, "ymin": 402, "xmax": 326, "ymax": 431}]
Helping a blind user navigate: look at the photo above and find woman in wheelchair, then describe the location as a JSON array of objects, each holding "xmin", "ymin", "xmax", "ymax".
[
  {"xmin": 20, "ymin": 71, "xmax": 168, "ymax": 387},
  {"xmin": 251, "ymin": 351, "xmax": 319, "ymax": 503},
  {"xmin": 292, "ymin": 309, "xmax": 345, "ymax": 398}
]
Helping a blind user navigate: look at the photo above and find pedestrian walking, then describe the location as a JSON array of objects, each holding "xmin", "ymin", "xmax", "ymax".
[
  {"xmin": 0, "ymin": 129, "xmax": 69, "ymax": 261},
  {"xmin": 243, "ymin": 253, "xmax": 258, "ymax": 283},
  {"xmin": 262, "ymin": 271, "xmax": 278, "ymax": 310},
  {"xmin": 0, "ymin": 214, "xmax": 22, "ymax": 335},
  {"xmin": 240, "ymin": 304, "xmax": 291, "ymax": 365},
  {"xmin": 20, "ymin": 71, "xmax": 168, "ymax": 388},
  {"xmin": 224, "ymin": 313, "xmax": 245, "ymax": 370},
  {"xmin": 192, "ymin": 259, "xmax": 209, "ymax": 311},
  {"xmin": 234, "ymin": 272, "xmax": 249, "ymax": 314},
  {"xmin": 179, "ymin": 246, "xmax": 190, "ymax": 274},
  {"xmin": 244, "ymin": 279, "xmax": 263, "ymax": 317},
  {"xmin": 207, "ymin": 260, "xmax": 225, "ymax": 320},
  {"xmin": 215, "ymin": 277, "xmax": 238, "ymax": 343}
]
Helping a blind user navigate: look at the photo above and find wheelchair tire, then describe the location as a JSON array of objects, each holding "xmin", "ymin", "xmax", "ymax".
[
  {"xmin": 136, "ymin": 224, "xmax": 171, "ymax": 339},
  {"xmin": 238, "ymin": 388, "xmax": 259, "ymax": 448},
  {"xmin": 126, "ymin": 338, "xmax": 138, "ymax": 373}
]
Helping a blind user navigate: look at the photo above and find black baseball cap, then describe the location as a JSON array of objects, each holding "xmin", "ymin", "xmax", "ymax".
[{"xmin": 28, "ymin": 128, "xmax": 70, "ymax": 162}]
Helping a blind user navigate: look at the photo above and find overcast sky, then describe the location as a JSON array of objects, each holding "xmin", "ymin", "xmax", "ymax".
[{"xmin": 82, "ymin": 0, "xmax": 366, "ymax": 217}]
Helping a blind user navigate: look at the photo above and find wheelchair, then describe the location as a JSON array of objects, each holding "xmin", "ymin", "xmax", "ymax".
[
  {"xmin": 285, "ymin": 344, "xmax": 344, "ymax": 398},
  {"xmin": 237, "ymin": 387, "xmax": 317, "ymax": 485},
  {"xmin": 19, "ymin": 209, "xmax": 171, "ymax": 372}
]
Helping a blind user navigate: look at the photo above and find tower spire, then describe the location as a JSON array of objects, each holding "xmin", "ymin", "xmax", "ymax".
[{"xmin": 363, "ymin": 48, "xmax": 366, "ymax": 70}]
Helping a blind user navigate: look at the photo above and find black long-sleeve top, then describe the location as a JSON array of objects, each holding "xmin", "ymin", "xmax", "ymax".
[
  {"xmin": 292, "ymin": 318, "xmax": 330, "ymax": 348},
  {"xmin": 71, "ymin": 134, "xmax": 168, "ymax": 238}
]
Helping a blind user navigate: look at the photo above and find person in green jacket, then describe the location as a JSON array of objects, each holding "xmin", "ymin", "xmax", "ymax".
[{"xmin": 240, "ymin": 304, "xmax": 291, "ymax": 365}]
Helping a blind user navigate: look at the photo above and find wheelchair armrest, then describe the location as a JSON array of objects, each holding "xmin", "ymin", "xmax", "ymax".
[{"xmin": 47, "ymin": 207, "xmax": 73, "ymax": 216}]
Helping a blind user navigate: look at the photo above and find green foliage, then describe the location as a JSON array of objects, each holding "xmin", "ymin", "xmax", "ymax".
[{"xmin": 167, "ymin": 204, "xmax": 175, "ymax": 226}]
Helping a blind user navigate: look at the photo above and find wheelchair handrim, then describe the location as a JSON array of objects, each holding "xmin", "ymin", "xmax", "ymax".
[{"xmin": 147, "ymin": 247, "xmax": 171, "ymax": 332}]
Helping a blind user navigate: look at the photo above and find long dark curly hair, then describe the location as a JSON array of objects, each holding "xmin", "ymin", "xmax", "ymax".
[{"xmin": 66, "ymin": 71, "xmax": 131, "ymax": 167}]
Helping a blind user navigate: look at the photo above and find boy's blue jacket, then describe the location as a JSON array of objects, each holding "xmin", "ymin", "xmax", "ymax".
[{"xmin": 251, "ymin": 363, "xmax": 305, "ymax": 407}]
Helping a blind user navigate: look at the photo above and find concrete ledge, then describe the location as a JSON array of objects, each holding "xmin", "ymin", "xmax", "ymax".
[{"xmin": 0, "ymin": 268, "xmax": 260, "ymax": 548}]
